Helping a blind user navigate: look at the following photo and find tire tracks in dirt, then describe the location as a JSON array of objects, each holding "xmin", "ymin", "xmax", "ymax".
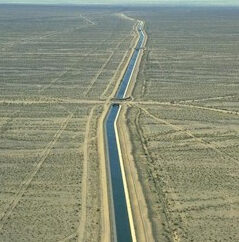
[
  {"xmin": 77, "ymin": 106, "xmax": 96, "ymax": 242},
  {"xmin": 0, "ymin": 112, "xmax": 74, "ymax": 231},
  {"xmin": 179, "ymin": 95, "xmax": 237, "ymax": 103},
  {"xmin": 79, "ymin": 14, "xmax": 96, "ymax": 25},
  {"xmin": 100, "ymin": 32, "xmax": 137, "ymax": 99},
  {"xmin": 117, "ymin": 106, "xmax": 154, "ymax": 242},
  {"xmin": 112, "ymin": 17, "xmax": 156, "ymax": 241},
  {"xmin": 84, "ymin": 33, "xmax": 133, "ymax": 97},
  {"xmin": 84, "ymin": 51, "xmax": 115, "ymax": 97},
  {"xmin": 112, "ymin": 18, "xmax": 155, "ymax": 241},
  {"xmin": 97, "ymin": 15, "xmax": 142, "ymax": 242},
  {"xmin": 0, "ymin": 99, "xmax": 104, "ymax": 105},
  {"xmin": 132, "ymin": 101, "xmax": 239, "ymax": 116},
  {"xmin": 134, "ymin": 108, "xmax": 177, "ymax": 240},
  {"xmin": 134, "ymin": 104, "xmax": 239, "ymax": 240},
  {"xmin": 176, "ymin": 103, "xmax": 239, "ymax": 116},
  {"xmin": 136, "ymin": 104, "xmax": 239, "ymax": 166},
  {"xmin": 133, "ymin": 107, "xmax": 189, "ymax": 241},
  {"xmin": 1, "ymin": 14, "xmax": 96, "ymax": 53},
  {"xmin": 39, "ymin": 49, "xmax": 96, "ymax": 93}
]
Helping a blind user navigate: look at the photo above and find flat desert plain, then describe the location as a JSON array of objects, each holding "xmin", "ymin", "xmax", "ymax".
[
  {"xmin": 0, "ymin": 5, "xmax": 136, "ymax": 241},
  {"xmin": 1, "ymin": 4, "xmax": 239, "ymax": 242},
  {"xmin": 126, "ymin": 7, "xmax": 239, "ymax": 242}
]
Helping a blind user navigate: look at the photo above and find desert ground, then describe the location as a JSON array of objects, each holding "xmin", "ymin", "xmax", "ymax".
[
  {"xmin": 0, "ymin": 5, "xmax": 137, "ymax": 241},
  {"xmin": 1, "ymin": 4, "xmax": 239, "ymax": 242},
  {"xmin": 124, "ymin": 7, "xmax": 239, "ymax": 242}
]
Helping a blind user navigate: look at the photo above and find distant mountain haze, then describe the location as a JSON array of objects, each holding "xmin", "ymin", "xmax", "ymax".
[{"xmin": 1, "ymin": 0, "xmax": 239, "ymax": 6}]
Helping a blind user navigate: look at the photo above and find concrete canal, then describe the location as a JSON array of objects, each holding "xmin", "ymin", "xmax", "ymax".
[{"xmin": 104, "ymin": 22, "xmax": 145, "ymax": 242}]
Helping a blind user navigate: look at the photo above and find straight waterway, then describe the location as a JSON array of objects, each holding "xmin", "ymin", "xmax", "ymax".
[{"xmin": 104, "ymin": 22, "xmax": 145, "ymax": 242}]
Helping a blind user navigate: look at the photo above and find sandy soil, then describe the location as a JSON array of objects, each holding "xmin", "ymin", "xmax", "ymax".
[
  {"xmin": 0, "ymin": 112, "xmax": 74, "ymax": 231},
  {"xmin": 0, "ymin": 11, "xmax": 151, "ymax": 241},
  {"xmin": 116, "ymin": 106, "xmax": 154, "ymax": 242},
  {"xmin": 97, "ymin": 15, "xmax": 141, "ymax": 242},
  {"xmin": 78, "ymin": 107, "xmax": 96, "ymax": 241}
]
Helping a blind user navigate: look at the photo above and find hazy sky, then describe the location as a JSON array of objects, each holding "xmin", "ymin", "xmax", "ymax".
[{"xmin": 0, "ymin": 0, "xmax": 239, "ymax": 6}]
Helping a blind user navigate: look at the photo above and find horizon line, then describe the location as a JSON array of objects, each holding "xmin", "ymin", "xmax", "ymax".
[{"xmin": 1, "ymin": 2, "xmax": 239, "ymax": 7}]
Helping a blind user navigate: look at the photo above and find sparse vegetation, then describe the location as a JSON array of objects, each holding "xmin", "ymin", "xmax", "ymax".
[
  {"xmin": 0, "ymin": 5, "xmax": 135, "ymax": 241},
  {"xmin": 1, "ymin": 4, "xmax": 238, "ymax": 242},
  {"xmin": 127, "ymin": 7, "xmax": 239, "ymax": 242}
]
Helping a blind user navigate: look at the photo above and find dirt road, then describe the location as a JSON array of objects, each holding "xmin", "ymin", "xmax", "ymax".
[
  {"xmin": 114, "ymin": 17, "xmax": 155, "ymax": 242},
  {"xmin": 97, "ymin": 14, "xmax": 154, "ymax": 242}
]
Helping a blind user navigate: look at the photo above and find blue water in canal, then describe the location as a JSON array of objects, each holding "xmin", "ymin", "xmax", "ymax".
[
  {"xmin": 116, "ymin": 27, "xmax": 144, "ymax": 99},
  {"xmin": 105, "ymin": 26, "xmax": 144, "ymax": 242},
  {"xmin": 105, "ymin": 105, "xmax": 131, "ymax": 242}
]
